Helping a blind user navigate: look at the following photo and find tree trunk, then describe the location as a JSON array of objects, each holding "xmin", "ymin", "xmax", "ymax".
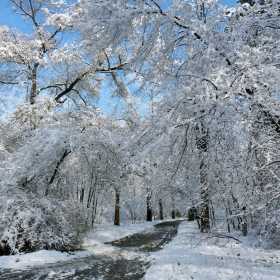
[
  {"xmin": 188, "ymin": 206, "xmax": 196, "ymax": 221},
  {"xmin": 200, "ymin": 203, "xmax": 210, "ymax": 232},
  {"xmin": 92, "ymin": 195, "xmax": 98, "ymax": 226},
  {"xmin": 171, "ymin": 196, "xmax": 175, "ymax": 219},
  {"xmin": 241, "ymin": 206, "xmax": 247, "ymax": 236},
  {"xmin": 147, "ymin": 194, "xmax": 152, "ymax": 221},
  {"xmin": 159, "ymin": 199, "xmax": 163, "ymax": 220},
  {"xmin": 80, "ymin": 187, "xmax": 84, "ymax": 203},
  {"xmin": 171, "ymin": 210, "xmax": 176, "ymax": 219},
  {"xmin": 200, "ymin": 190, "xmax": 210, "ymax": 232},
  {"xmin": 197, "ymin": 124, "xmax": 210, "ymax": 232},
  {"xmin": 114, "ymin": 189, "xmax": 120, "ymax": 226},
  {"xmin": 87, "ymin": 188, "xmax": 93, "ymax": 208},
  {"xmin": 30, "ymin": 63, "xmax": 39, "ymax": 105},
  {"xmin": 226, "ymin": 207, "xmax": 231, "ymax": 233}
]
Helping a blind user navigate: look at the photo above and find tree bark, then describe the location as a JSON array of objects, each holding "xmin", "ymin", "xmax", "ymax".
[
  {"xmin": 159, "ymin": 199, "xmax": 163, "ymax": 220},
  {"xmin": 200, "ymin": 187, "xmax": 210, "ymax": 232},
  {"xmin": 92, "ymin": 195, "xmax": 98, "ymax": 226},
  {"xmin": 114, "ymin": 189, "xmax": 120, "ymax": 226},
  {"xmin": 80, "ymin": 187, "xmax": 84, "ymax": 203},
  {"xmin": 171, "ymin": 196, "xmax": 176, "ymax": 219},
  {"xmin": 241, "ymin": 206, "xmax": 247, "ymax": 236},
  {"xmin": 147, "ymin": 193, "xmax": 152, "ymax": 221},
  {"xmin": 197, "ymin": 124, "xmax": 210, "ymax": 232},
  {"xmin": 30, "ymin": 63, "xmax": 39, "ymax": 105},
  {"xmin": 200, "ymin": 198, "xmax": 210, "ymax": 232},
  {"xmin": 188, "ymin": 206, "xmax": 197, "ymax": 221}
]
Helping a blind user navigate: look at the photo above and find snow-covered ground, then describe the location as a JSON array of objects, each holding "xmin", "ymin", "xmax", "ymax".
[
  {"xmin": 0, "ymin": 220, "xmax": 161, "ymax": 270},
  {"xmin": 1, "ymin": 219, "xmax": 280, "ymax": 280},
  {"xmin": 0, "ymin": 249, "xmax": 88, "ymax": 270},
  {"xmin": 145, "ymin": 221, "xmax": 280, "ymax": 280}
]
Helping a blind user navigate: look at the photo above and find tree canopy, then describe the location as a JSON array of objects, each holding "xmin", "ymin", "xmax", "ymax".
[{"xmin": 0, "ymin": 0, "xmax": 280, "ymax": 254}]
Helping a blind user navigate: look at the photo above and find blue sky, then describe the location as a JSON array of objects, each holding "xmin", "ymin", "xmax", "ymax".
[{"xmin": 0, "ymin": 0, "xmax": 33, "ymax": 33}]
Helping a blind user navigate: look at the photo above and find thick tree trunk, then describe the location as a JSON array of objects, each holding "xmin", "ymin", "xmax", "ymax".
[
  {"xmin": 197, "ymin": 124, "xmax": 210, "ymax": 232},
  {"xmin": 188, "ymin": 206, "xmax": 197, "ymax": 221},
  {"xmin": 200, "ymin": 199, "xmax": 210, "ymax": 232},
  {"xmin": 114, "ymin": 189, "xmax": 120, "ymax": 226},
  {"xmin": 159, "ymin": 199, "xmax": 163, "ymax": 220},
  {"xmin": 87, "ymin": 188, "xmax": 93, "ymax": 208}
]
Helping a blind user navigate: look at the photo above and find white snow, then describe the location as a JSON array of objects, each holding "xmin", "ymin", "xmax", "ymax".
[
  {"xmin": 0, "ymin": 220, "xmax": 161, "ymax": 270},
  {"xmin": 144, "ymin": 221, "xmax": 280, "ymax": 280},
  {"xmin": 0, "ymin": 249, "xmax": 88, "ymax": 270},
  {"xmin": 1, "ymin": 220, "xmax": 280, "ymax": 279}
]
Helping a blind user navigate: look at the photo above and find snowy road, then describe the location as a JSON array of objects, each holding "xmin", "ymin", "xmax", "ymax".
[{"xmin": 0, "ymin": 220, "xmax": 182, "ymax": 280}]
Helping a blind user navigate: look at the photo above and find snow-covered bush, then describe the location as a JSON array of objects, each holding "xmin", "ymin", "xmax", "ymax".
[{"xmin": 0, "ymin": 183, "xmax": 84, "ymax": 255}]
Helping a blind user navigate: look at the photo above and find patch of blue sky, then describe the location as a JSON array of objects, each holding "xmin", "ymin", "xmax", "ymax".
[
  {"xmin": 0, "ymin": 0, "xmax": 33, "ymax": 33},
  {"xmin": 222, "ymin": 0, "xmax": 238, "ymax": 7}
]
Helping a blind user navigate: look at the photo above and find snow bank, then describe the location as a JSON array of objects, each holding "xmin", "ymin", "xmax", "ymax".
[
  {"xmin": 144, "ymin": 221, "xmax": 280, "ymax": 280},
  {"xmin": 0, "ymin": 250, "xmax": 89, "ymax": 270}
]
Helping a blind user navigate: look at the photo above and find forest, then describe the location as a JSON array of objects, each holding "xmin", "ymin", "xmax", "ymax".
[{"xmin": 0, "ymin": 0, "xmax": 279, "ymax": 255}]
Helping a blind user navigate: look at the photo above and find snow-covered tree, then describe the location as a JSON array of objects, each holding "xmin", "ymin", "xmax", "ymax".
[
  {"xmin": 75, "ymin": 0, "xmax": 280, "ymax": 240},
  {"xmin": 0, "ymin": 0, "xmax": 133, "ymax": 109},
  {"xmin": 1, "ymin": 0, "xmax": 280, "ymax": 255}
]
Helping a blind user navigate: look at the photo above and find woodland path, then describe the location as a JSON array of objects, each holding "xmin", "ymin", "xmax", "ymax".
[{"xmin": 0, "ymin": 220, "xmax": 183, "ymax": 280}]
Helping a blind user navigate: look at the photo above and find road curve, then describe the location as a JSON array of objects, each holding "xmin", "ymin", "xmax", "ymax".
[{"xmin": 0, "ymin": 220, "xmax": 183, "ymax": 280}]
